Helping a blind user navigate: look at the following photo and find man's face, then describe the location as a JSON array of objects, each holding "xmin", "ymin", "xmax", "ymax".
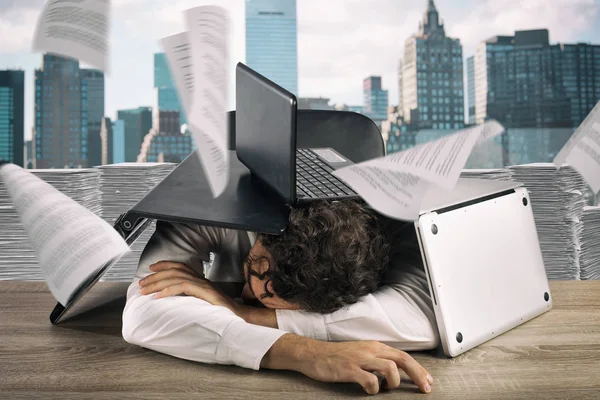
[{"xmin": 242, "ymin": 240, "xmax": 300, "ymax": 310}]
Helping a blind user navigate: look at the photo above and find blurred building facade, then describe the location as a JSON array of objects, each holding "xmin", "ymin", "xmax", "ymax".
[
  {"xmin": 297, "ymin": 97, "xmax": 335, "ymax": 110},
  {"xmin": 363, "ymin": 76, "xmax": 389, "ymax": 128},
  {"xmin": 154, "ymin": 53, "xmax": 186, "ymax": 126},
  {"xmin": 466, "ymin": 56, "xmax": 476, "ymax": 125},
  {"xmin": 83, "ymin": 69, "xmax": 105, "ymax": 167},
  {"xmin": 100, "ymin": 117, "xmax": 126, "ymax": 165},
  {"xmin": 100, "ymin": 117, "xmax": 113, "ymax": 165},
  {"xmin": 112, "ymin": 119, "xmax": 125, "ymax": 164},
  {"xmin": 397, "ymin": 59, "xmax": 403, "ymax": 114},
  {"xmin": 24, "ymin": 140, "xmax": 33, "ymax": 169},
  {"xmin": 335, "ymin": 104, "xmax": 364, "ymax": 113},
  {"xmin": 34, "ymin": 55, "xmax": 104, "ymax": 168},
  {"xmin": 400, "ymin": 0, "xmax": 465, "ymax": 131},
  {"xmin": 471, "ymin": 29, "xmax": 600, "ymax": 129},
  {"xmin": 246, "ymin": 0, "xmax": 298, "ymax": 94},
  {"xmin": 138, "ymin": 111, "xmax": 193, "ymax": 163},
  {"xmin": 0, "ymin": 70, "xmax": 24, "ymax": 167},
  {"xmin": 117, "ymin": 106, "xmax": 153, "ymax": 163}
]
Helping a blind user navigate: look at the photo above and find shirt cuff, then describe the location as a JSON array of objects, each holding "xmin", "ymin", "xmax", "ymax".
[
  {"xmin": 217, "ymin": 319, "xmax": 286, "ymax": 370},
  {"xmin": 275, "ymin": 309, "xmax": 328, "ymax": 341}
]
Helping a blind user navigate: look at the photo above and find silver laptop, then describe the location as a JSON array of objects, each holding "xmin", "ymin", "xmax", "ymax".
[{"xmin": 414, "ymin": 178, "xmax": 552, "ymax": 357}]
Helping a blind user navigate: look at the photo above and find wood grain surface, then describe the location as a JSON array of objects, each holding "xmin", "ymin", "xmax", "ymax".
[{"xmin": 0, "ymin": 281, "xmax": 599, "ymax": 399}]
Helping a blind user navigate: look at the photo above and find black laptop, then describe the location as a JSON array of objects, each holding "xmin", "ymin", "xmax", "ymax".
[{"xmin": 235, "ymin": 62, "xmax": 360, "ymax": 205}]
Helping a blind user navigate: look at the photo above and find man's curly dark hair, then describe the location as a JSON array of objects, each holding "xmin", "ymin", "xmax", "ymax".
[{"xmin": 257, "ymin": 200, "xmax": 390, "ymax": 314}]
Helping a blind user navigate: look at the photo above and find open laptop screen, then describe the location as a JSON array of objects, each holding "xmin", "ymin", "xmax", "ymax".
[{"xmin": 235, "ymin": 62, "xmax": 297, "ymax": 204}]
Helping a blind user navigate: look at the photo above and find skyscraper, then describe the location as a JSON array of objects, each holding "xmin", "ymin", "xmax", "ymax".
[
  {"xmin": 246, "ymin": 0, "xmax": 298, "ymax": 94},
  {"xmin": 400, "ymin": 0, "xmax": 465, "ymax": 130},
  {"xmin": 82, "ymin": 69, "xmax": 105, "ymax": 167},
  {"xmin": 154, "ymin": 53, "xmax": 186, "ymax": 126},
  {"xmin": 397, "ymin": 59, "xmax": 404, "ymax": 116},
  {"xmin": 35, "ymin": 55, "xmax": 86, "ymax": 168},
  {"xmin": 0, "ymin": 70, "xmax": 24, "ymax": 166},
  {"xmin": 557, "ymin": 43, "xmax": 600, "ymax": 127},
  {"xmin": 117, "ymin": 107, "xmax": 153, "ymax": 162},
  {"xmin": 473, "ymin": 30, "xmax": 574, "ymax": 128},
  {"xmin": 363, "ymin": 76, "xmax": 389, "ymax": 125}
]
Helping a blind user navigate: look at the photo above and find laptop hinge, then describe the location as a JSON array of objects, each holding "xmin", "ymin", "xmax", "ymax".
[{"xmin": 435, "ymin": 188, "xmax": 516, "ymax": 215}]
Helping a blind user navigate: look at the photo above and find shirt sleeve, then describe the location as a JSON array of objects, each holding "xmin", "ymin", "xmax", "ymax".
[
  {"xmin": 122, "ymin": 221, "xmax": 286, "ymax": 370},
  {"xmin": 275, "ymin": 220, "xmax": 440, "ymax": 351}
]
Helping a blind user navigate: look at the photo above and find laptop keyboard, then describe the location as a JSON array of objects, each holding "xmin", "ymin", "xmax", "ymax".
[{"xmin": 296, "ymin": 149, "xmax": 357, "ymax": 199}]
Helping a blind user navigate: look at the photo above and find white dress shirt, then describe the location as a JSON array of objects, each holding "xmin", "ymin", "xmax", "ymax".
[{"xmin": 122, "ymin": 218, "xmax": 440, "ymax": 370}]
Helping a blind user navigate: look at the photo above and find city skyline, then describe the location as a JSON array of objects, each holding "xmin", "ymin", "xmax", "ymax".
[{"xmin": 1, "ymin": 0, "xmax": 599, "ymax": 141}]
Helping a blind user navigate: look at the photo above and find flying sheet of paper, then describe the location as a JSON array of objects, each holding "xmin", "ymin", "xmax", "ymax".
[
  {"xmin": 159, "ymin": 32, "xmax": 193, "ymax": 114},
  {"xmin": 32, "ymin": 0, "xmax": 110, "ymax": 73},
  {"xmin": 184, "ymin": 6, "xmax": 230, "ymax": 198},
  {"xmin": 334, "ymin": 167, "xmax": 431, "ymax": 221},
  {"xmin": 0, "ymin": 163, "xmax": 130, "ymax": 306},
  {"xmin": 554, "ymin": 100, "xmax": 600, "ymax": 167},
  {"xmin": 562, "ymin": 122, "xmax": 600, "ymax": 194},
  {"xmin": 333, "ymin": 120, "xmax": 505, "ymax": 220}
]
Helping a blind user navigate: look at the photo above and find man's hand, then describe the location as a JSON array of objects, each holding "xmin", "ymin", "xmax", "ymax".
[
  {"xmin": 139, "ymin": 261, "xmax": 241, "ymax": 313},
  {"xmin": 262, "ymin": 334, "xmax": 433, "ymax": 395}
]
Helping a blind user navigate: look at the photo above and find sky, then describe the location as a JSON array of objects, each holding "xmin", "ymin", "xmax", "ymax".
[{"xmin": 1, "ymin": 0, "xmax": 599, "ymax": 141}]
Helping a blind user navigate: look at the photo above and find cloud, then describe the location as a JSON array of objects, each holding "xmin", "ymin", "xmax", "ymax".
[
  {"xmin": 297, "ymin": 0, "xmax": 424, "ymax": 104},
  {"xmin": 0, "ymin": 6, "xmax": 42, "ymax": 54}
]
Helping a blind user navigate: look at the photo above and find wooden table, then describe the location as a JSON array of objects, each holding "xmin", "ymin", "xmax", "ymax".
[{"xmin": 1, "ymin": 281, "xmax": 599, "ymax": 399}]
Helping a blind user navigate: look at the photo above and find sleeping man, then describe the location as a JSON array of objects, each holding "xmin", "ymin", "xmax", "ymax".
[{"xmin": 122, "ymin": 200, "xmax": 439, "ymax": 395}]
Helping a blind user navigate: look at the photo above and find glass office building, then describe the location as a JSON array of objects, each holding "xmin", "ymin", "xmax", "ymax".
[
  {"xmin": 0, "ymin": 70, "xmax": 24, "ymax": 167},
  {"xmin": 400, "ymin": 0, "xmax": 465, "ymax": 130},
  {"xmin": 117, "ymin": 107, "xmax": 153, "ymax": 162},
  {"xmin": 154, "ymin": 53, "xmax": 186, "ymax": 125},
  {"xmin": 82, "ymin": 69, "xmax": 105, "ymax": 167},
  {"xmin": 560, "ymin": 43, "xmax": 600, "ymax": 127},
  {"xmin": 246, "ymin": 0, "xmax": 298, "ymax": 94},
  {"xmin": 471, "ymin": 29, "xmax": 600, "ymax": 129},
  {"xmin": 35, "ymin": 55, "xmax": 86, "ymax": 168},
  {"xmin": 363, "ymin": 76, "xmax": 389, "ymax": 124}
]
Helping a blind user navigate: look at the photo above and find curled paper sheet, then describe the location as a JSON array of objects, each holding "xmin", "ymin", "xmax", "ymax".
[
  {"xmin": 0, "ymin": 163, "xmax": 129, "ymax": 305},
  {"xmin": 333, "ymin": 120, "xmax": 505, "ymax": 221},
  {"xmin": 32, "ymin": 0, "xmax": 111, "ymax": 73}
]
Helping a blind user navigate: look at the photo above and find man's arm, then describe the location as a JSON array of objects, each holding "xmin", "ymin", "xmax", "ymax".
[
  {"xmin": 122, "ymin": 221, "xmax": 286, "ymax": 370},
  {"xmin": 123, "ymin": 221, "xmax": 434, "ymax": 394}
]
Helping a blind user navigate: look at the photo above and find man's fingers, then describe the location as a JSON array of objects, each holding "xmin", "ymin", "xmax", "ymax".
[
  {"xmin": 383, "ymin": 349, "xmax": 432, "ymax": 394},
  {"xmin": 155, "ymin": 282, "xmax": 197, "ymax": 299},
  {"xmin": 139, "ymin": 269, "xmax": 199, "ymax": 287},
  {"xmin": 149, "ymin": 261, "xmax": 196, "ymax": 275},
  {"xmin": 353, "ymin": 370, "xmax": 381, "ymax": 395},
  {"xmin": 360, "ymin": 359, "xmax": 401, "ymax": 390},
  {"xmin": 139, "ymin": 278, "xmax": 193, "ymax": 296}
]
